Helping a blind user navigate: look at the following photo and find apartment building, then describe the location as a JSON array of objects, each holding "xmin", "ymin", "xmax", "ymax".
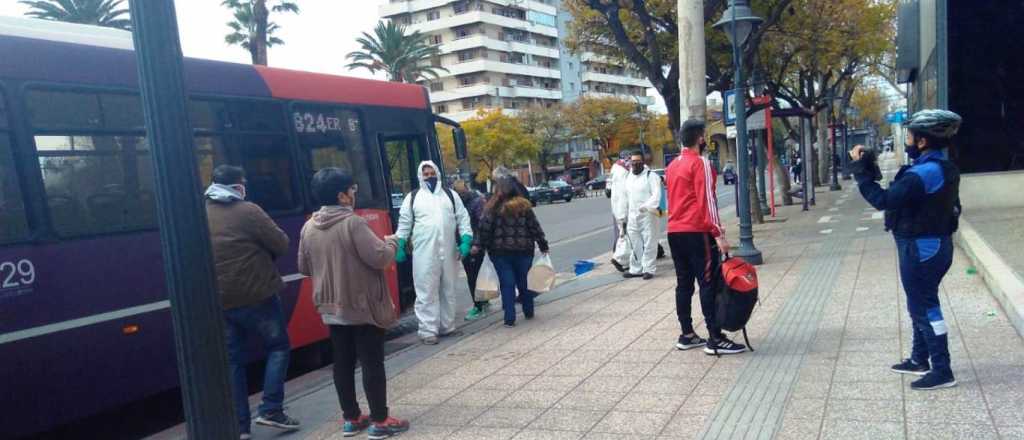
[{"xmin": 379, "ymin": 0, "xmax": 654, "ymax": 122}]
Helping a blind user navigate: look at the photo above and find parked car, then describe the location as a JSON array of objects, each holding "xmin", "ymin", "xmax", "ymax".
[
  {"xmin": 529, "ymin": 180, "xmax": 574, "ymax": 205},
  {"xmin": 722, "ymin": 165, "xmax": 737, "ymax": 185},
  {"xmin": 584, "ymin": 175, "xmax": 609, "ymax": 190}
]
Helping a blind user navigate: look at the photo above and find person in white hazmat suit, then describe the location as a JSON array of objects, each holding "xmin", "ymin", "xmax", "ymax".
[
  {"xmin": 394, "ymin": 161, "xmax": 473, "ymax": 345},
  {"xmin": 608, "ymin": 152, "xmax": 631, "ymax": 273},
  {"xmin": 623, "ymin": 151, "xmax": 663, "ymax": 280}
]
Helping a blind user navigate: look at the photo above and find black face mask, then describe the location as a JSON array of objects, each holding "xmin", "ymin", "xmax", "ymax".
[
  {"xmin": 631, "ymin": 163, "xmax": 644, "ymax": 175},
  {"xmin": 699, "ymin": 141, "xmax": 707, "ymax": 153},
  {"xmin": 904, "ymin": 140, "xmax": 922, "ymax": 160},
  {"xmin": 425, "ymin": 176, "xmax": 438, "ymax": 192}
]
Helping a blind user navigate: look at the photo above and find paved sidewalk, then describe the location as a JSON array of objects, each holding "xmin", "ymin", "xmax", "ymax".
[{"xmin": 218, "ymin": 180, "xmax": 1023, "ymax": 440}]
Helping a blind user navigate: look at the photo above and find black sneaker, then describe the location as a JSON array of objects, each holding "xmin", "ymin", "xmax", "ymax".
[
  {"xmin": 676, "ymin": 334, "xmax": 707, "ymax": 350},
  {"xmin": 891, "ymin": 359, "xmax": 930, "ymax": 376},
  {"xmin": 642, "ymin": 273, "xmax": 654, "ymax": 280},
  {"xmin": 611, "ymin": 259, "xmax": 626, "ymax": 272},
  {"xmin": 255, "ymin": 411, "xmax": 300, "ymax": 431},
  {"xmin": 704, "ymin": 336, "xmax": 747, "ymax": 355},
  {"xmin": 504, "ymin": 321, "xmax": 516, "ymax": 328},
  {"xmin": 623, "ymin": 272, "xmax": 642, "ymax": 279},
  {"xmin": 910, "ymin": 372, "xmax": 957, "ymax": 390}
]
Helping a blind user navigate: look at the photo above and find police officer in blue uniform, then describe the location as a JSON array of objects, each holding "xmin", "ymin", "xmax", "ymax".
[{"xmin": 848, "ymin": 109, "xmax": 962, "ymax": 390}]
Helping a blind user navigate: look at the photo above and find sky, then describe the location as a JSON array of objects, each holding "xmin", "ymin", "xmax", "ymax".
[{"xmin": 0, "ymin": 0, "xmax": 390, "ymax": 81}]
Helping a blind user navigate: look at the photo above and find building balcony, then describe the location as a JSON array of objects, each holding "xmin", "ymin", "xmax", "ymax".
[
  {"xmin": 404, "ymin": 11, "xmax": 558, "ymax": 38},
  {"xmin": 442, "ymin": 106, "xmax": 520, "ymax": 122},
  {"xmin": 442, "ymin": 59, "xmax": 560, "ymax": 79},
  {"xmin": 430, "ymin": 84, "xmax": 562, "ymax": 103},
  {"xmin": 583, "ymin": 91, "xmax": 655, "ymax": 106},
  {"xmin": 439, "ymin": 35, "xmax": 560, "ymax": 59},
  {"xmin": 582, "ymin": 71, "xmax": 651, "ymax": 88},
  {"xmin": 380, "ymin": 0, "xmax": 557, "ymax": 18}
]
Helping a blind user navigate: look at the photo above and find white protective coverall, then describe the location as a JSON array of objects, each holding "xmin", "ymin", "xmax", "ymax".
[
  {"xmin": 395, "ymin": 161, "xmax": 473, "ymax": 338},
  {"xmin": 625, "ymin": 166, "xmax": 663, "ymax": 275},
  {"xmin": 609, "ymin": 160, "xmax": 632, "ymax": 267}
]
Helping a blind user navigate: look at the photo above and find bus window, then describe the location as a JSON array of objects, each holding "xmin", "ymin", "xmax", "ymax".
[
  {"xmin": 231, "ymin": 101, "xmax": 285, "ymax": 132},
  {"xmin": 234, "ymin": 135, "xmax": 296, "ymax": 212},
  {"xmin": 381, "ymin": 136, "xmax": 423, "ymax": 198},
  {"xmin": 291, "ymin": 105, "xmax": 386, "ymax": 210},
  {"xmin": 35, "ymin": 135, "xmax": 155, "ymax": 237},
  {"xmin": 1, "ymin": 94, "xmax": 29, "ymax": 242},
  {"xmin": 26, "ymin": 89, "xmax": 102, "ymax": 130},
  {"xmin": 189, "ymin": 100, "xmax": 231, "ymax": 132}
]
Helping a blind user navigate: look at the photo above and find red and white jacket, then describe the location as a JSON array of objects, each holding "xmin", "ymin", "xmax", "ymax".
[{"xmin": 665, "ymin": 148, "xmax": 724, "ymax": 237}]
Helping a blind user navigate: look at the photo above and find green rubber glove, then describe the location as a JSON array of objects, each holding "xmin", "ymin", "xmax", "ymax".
[
  {"xmin": 459, "ymin": 234, "xmax": 472, "ymax": 258},
  {"xmin": 396, "ymin": 239, "xmax": 408, "ymax": 263}
]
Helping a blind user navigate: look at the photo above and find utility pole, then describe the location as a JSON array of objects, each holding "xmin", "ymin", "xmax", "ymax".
[
  {"xmin": 129, "ymin": 1, "xmax": 237, "ymax": 438},
  {"xmin": 677, "ymin": 0, "xmax": 707, "ymax": 123}
]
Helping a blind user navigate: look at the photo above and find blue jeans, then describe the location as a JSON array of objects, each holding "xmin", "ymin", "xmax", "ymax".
[
  {"xmin": 224, "ymin": 295, "xmax": 291, "ymax": 433},
  {"xmin": 896, "ymin": 236, "xmax": 954, "ymax": 378},
  {"xmin": 492, "ymin": 254, "xmax": 535, "ymax": 324}
]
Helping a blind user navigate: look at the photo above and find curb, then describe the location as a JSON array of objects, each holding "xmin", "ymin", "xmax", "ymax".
[{"xmin": 955, "ymin": 217, "xmax": 1024, "ymax": 337}]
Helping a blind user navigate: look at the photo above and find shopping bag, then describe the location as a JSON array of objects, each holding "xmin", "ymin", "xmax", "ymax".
[
  {"xmin": 527, "ymin": 253, "xmax": 556, "ymax": 294},
  {"xmin": 475, "ymin": 256, "xmax": 500, "ymax": 301}
]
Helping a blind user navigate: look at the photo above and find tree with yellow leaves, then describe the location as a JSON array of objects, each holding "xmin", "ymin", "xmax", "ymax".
[
  {"xmin": 566, "ymin": 96, "xmax": 636, "ymax": 162},
  {"xmin": 460, "ymin": 109, "xmax": 539, "ymax": 183}
]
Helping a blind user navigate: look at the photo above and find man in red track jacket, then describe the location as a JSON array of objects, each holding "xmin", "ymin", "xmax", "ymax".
[{"xmin": 665, "ymin": 119, "xmax": 746, "ymax": 355}]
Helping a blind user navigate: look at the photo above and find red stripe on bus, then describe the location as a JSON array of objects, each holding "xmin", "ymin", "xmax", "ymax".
[{"xmin": 255, "ymin": 66, "xmax": 428, "ymax": 109}]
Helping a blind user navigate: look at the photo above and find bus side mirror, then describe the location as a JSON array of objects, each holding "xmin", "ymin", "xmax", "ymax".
[{"xmin": 453, "ymin": 128, "xmax": 468, "ymax": 160}]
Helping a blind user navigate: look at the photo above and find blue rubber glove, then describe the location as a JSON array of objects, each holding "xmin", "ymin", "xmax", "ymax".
[
  {"xmin": 459, "ymin": 234, "xmax": 472, "ymax": 258},
  {"xmin": 396, "ymin": 239, "xmax": 408, "ymax": 263}
]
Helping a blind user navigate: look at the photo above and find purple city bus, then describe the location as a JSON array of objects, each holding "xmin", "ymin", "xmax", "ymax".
[{"xmin": 0, "ymin": 18, "xmax": 460, "ymax": 437}]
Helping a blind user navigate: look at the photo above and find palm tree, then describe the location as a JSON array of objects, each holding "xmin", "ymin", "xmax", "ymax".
[
  {"xmin": 222, "ymin": 0, "xmax": 299, "ymax": 65},
  {"xmin": 346, "ymin": 21, "xmax": 448, "ymax": 83},
  {"xmin": 19, "ymin": 0, "xmax": 130, "ymax": 30}
]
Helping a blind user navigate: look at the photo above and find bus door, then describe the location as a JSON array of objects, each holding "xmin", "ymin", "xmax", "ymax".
[{"xmin": 378, "ymin": 133, "xmax": 427, "ymax": 310}]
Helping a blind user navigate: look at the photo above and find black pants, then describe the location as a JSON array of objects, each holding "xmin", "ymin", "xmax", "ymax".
[
  {"xmin": 668, "ymin": 232, "xmax": 722, "ymax": 339},
  {"xmin": 329, "ymin": 324, "xmax": 388, "ymax": 422},
  {"xmin": 462, "ymin": 253, "xmax": 486, "ymax": 306}
]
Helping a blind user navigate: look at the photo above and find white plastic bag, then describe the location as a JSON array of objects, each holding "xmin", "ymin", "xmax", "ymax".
[
  {"xmin": 527, "ymin": 253, "xmax": 556, "ymax": 294},
  {"xmin": 475, "ymin": 256, "xmax": 500, "ymax": 301}
]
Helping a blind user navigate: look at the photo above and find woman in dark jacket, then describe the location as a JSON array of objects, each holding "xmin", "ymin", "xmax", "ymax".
[
  {"xmin": 472, "ymin": 178, "xmax": 549, "ymax": 327},
  {"xmin": 453, "ymin": 180, "xmax": 490, "ymax": 320}
]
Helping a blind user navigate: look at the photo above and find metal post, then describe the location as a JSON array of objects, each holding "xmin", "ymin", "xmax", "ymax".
[
  {"xmin": 728, "ymin": 3, "xmax": 762, "ymax": 265},
  {"xmin": 806, "ymin": 113, "xmax": 816, "ymax": 206},
  {"xmin": 829, "ymin": 102, "xmax": 842, "ymax": 190},
  {"xmin": 128, "ymin": 1, "xmax": 238, "ymax": 438},
  {"xmin": 756, "ymin": 130, "xmax": 769, "ymax": 212},
  {"xmin": 841, "ymin": 122, "xmax": 851, "ymax": 179},
  {"xmin": 801, "ymin": 114, "xmax": 812, "ymax": 211}
]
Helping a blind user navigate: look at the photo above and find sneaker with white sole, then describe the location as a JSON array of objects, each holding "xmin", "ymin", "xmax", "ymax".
[
  {"xmin": 676, "ymin": 334, "xmax": 707, "ymax": 350},
  {"xmin": 891, "ymin": 358, "xmax": 930, "ymax": 376},
  {"xmin": 255, "ymin": 411, "xmax": 300, "ymax": 430},
  {"xmin": 911, "ymin": 372, "xmax": 957, "ymax": 390},
  {"xmin": 367, "ymin": 417, "xmax": 410, "ymax": 439},
  {"xmin": 704, "ymin": 336, "xmax": 747, "ymax": 355}
]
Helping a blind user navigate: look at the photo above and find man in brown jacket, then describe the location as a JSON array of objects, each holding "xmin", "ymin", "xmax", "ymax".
[
  {"xmin": 205, "ymin": 165, "xmax": 298, "ymax": 439},
  {"xmin": 298, "ymin": 168, "xmax": 410, "ymax": 439}
]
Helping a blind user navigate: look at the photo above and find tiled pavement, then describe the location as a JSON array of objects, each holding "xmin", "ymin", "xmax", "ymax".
[{"xmin": 237, "ymin": 173, "xmax": 1024, "ymax": 440}]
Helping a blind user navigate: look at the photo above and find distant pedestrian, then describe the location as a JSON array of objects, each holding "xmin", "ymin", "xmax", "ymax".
[
  {"xmin": 608, "ymin": 151, "xmax": 632, "ymax": 273},
  {"xmin": 472, "ymin": 178, "xmax": 550, "ymax": 327},
  {"xmin": 623, "ymin": 150, "xmax": 663, "ymax": 280},
  {"xmin": 395, "ymin": 161, "xmax": 473, "ymax": 345},
  {"xmin": 298, "ymin": 168, "xmax": 410, "ymax": 438},
  {"xmin": 204, "ymin": 165, "xmax": 299, "ymax": 438},
  {"xmin": 453, "ymin": 179, "xmax": 491, "ymax": 320},
  {"xmin": 665, "ymin": 120, "xmax": 747, "ymax": 355},
  {"xmin": 492, "ymin": 165, "xmax": 530, "ymax": 198},
  {"xmin": 848, "ymin": 109, "xmax": 963, "ymax": 390}
]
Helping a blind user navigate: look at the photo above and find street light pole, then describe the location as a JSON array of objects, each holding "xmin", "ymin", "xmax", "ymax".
[
  {"xmin": 715, "ymin": 0, "xmax": 763, "ymax": 265},
  {"xmin": 128, "ymin": 1, "xmax": 237, "ymax": 438},
  {"xmin": 829, "ymin": 96, "xmax": 842, "ymax": 191}
]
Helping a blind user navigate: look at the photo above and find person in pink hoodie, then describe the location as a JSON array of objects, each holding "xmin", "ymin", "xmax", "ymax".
[{"xmin": 298, "ymin": 168, "xmax": 409, "ymax": 439}]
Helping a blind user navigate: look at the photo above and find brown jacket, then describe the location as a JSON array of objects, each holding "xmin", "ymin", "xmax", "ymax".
[
  {"xmin": 298, "ymin": 206, "xmax": 398, "ymax": 329},
  {"xmin": 206, "ymin": 199, "xmax": 290, "ymax": 310}
]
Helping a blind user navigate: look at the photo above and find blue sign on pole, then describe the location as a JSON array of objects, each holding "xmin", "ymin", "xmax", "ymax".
[
  {"xmin": 886, "ymin": 110, "xmax": 907, "ymax": 124},
  {"xmin": 724, "ymin": 90, "xmax": 736, "ymax": 125}
]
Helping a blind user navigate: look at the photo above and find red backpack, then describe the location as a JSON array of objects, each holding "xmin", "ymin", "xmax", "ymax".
[{"xmin": 715, "ymin": 256, "xmax": 759, "ymax": 351}]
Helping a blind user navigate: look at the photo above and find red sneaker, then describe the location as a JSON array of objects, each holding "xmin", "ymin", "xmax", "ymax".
[
  {"xmin": 368, "ymin": 417, "xmax": 410, "ymax": 439},
  {"xmin": 342, "ymin": 415, "xmax": 370, "ymax": 437}
]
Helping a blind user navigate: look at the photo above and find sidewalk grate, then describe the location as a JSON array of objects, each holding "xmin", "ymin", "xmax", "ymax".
[{"xmin": 699, "ymin": 233, "xmax": 847, "ymax": 440}]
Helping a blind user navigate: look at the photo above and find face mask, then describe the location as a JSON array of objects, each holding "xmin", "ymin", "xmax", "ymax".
[
  {"xmin": 698, "ymin": 141, "xmax": 708, "ymax": 154},
  {"xmin": 230, "ymin": 184, "xmax": 246, "ymax": 200},
  {"xmin": 631, "ymin": 163, "xmax": 644, "ymax": 175},
  {"xmin": 425, "ymin": 176, "xmax": 438, "ymax": 192},
  {"xmin": 905, "ymin": 138, "xmax": 921, "ymax": 160}
]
